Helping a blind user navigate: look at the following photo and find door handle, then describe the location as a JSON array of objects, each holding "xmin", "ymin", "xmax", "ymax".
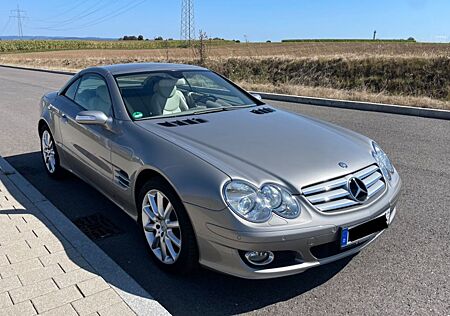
[{"xmin": 61, "ymin": 113, "xmax": 68, "ymax": 123}]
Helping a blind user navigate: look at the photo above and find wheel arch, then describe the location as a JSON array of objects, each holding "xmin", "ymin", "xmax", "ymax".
[
  {"xmin": 38, "ymin": 118, "xmax": 49, "ymax": 135},
  {"xmin": 133, "ymin": 168, "xmax": 183, "ymax": 218},
  {"xmin": 133, "ymin": 167, "xmax": 202, "ymax": 254}
]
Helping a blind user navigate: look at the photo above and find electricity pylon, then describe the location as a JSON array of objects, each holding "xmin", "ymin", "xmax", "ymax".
[{"xmin": 181, "ymin": 0, "xmax": 195, "ymax": 45}]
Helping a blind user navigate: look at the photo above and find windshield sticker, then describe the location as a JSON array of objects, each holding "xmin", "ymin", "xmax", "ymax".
[{"xmin": 132, "ymin": 112, "xmax": 144, "ymax": 119}]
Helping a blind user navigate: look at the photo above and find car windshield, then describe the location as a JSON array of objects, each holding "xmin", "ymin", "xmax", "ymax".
[{"xmin": 115, "ymin": 70, "xmax": 256, "ymax": 120}]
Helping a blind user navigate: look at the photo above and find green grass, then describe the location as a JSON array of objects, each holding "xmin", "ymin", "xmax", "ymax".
[{"xmin": 0, "ymin": 39, "xmax": 234, "ymax": 53}]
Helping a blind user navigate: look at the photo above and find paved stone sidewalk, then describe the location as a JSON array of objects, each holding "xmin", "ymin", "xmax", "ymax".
[{"xmin": 0, "ymin": 158, "xmax": 169, "ymax": 316}]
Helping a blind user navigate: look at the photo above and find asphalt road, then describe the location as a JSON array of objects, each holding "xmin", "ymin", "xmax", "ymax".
[{"xmin": 0, "ymin": 67, "xmax": 449, "ymax": 315}]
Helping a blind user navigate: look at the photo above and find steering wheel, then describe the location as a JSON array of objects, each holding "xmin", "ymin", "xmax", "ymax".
[{"xmin": 193, "ymin": 94, "xmax": 218, "ymax": 104}]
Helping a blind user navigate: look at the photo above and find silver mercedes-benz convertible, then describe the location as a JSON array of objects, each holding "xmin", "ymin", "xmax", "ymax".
[{"xmin": 38, "ymin": 63, "xmax": 402, "ymax": 279}]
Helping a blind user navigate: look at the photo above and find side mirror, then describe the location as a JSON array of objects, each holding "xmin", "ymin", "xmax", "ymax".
[
  {"xmin": 251, "ymin": 93, "xmax": 262, "ymax": 101},
  {"xmin": 75, "ymin": 111, "xmax": 109, "ymax": 126}
]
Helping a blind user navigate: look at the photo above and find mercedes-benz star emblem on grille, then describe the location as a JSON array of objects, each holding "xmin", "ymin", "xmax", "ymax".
[
  {"xmin": 348, "ymin": 177, "xmax": 368, "ymax": 202},
  {"xmin": 338, "ymin": 162, "xmax": 348, "ymax": 169}
]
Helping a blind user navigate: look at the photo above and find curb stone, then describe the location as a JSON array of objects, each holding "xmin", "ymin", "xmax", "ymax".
[
  {"xmin": 0, "ymin": 156, "xmax": 170, "ymax": 316},
  {"xmin": 252, "ymin": 91, "xmax": 450, "ymax": 120},
  {"xmin": 0, "ymin": 64, "xmax": 76, "ymax": 76}
]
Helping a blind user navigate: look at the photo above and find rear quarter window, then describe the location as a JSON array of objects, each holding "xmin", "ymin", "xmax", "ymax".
[{"xmin": 64, "ymin": 78, "xmax": 80, "ymax": 100}]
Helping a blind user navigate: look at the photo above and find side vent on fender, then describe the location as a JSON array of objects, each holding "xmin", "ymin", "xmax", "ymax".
[
  {"xmin": 251, "ymin": 107, "xmax": 276, "ymax": 115},
  {"xmin": 115, "ymin": 169, "xmax": 130, "ymax": 189},
  {"xmin": 158, "ymin": 118, "xmax": 208, "ymax": 127}
]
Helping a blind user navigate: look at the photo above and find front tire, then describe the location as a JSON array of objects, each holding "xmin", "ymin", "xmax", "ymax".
[
  {"xmin": 40, "ymin": 127, "xmax": 64, "ymax": 179},
  {"xmin": 138, "ymin": 178, "xmax": 198, "ymax": 274}
]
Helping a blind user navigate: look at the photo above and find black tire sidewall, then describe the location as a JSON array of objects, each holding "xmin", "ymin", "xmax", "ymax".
[{"xmin": 138, "ymin": 178, "xmax": 199, "ymax": 274}]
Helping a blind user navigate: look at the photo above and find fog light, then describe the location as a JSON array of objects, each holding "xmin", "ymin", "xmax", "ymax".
[{"xmin": 244, "ymin": 251, "xmax": 274, "ymax": 266}]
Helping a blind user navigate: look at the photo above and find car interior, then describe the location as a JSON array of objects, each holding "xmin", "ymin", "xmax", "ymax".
[
  {"xmin": 117, "ymin": 72, "xmax": 253, "ymax": 119},
  {"xmin": 120, "ymin": 76, "xmax": 194, "ymax": 118}
]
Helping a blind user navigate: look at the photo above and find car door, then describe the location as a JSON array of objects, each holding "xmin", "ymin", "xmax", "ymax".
[{"xmin": 58, "ymin": 73, "xmax": 115, "ymax": 190}]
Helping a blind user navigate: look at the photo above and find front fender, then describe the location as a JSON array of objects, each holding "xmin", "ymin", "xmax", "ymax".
[
  {"xmin": 115, "ymin": 122, "xmax": 231, "ymax": 212},
  {"xmin": 39, "ymin": 92, "xmax": 61, "ymax": 145}
]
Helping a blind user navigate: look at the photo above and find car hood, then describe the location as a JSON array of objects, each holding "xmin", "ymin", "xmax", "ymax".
[{"xmin": 136, "ymin": 107, "xmax": 375, "ymax": 193}]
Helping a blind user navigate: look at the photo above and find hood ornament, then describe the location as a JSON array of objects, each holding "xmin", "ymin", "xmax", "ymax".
[{"xmin": 338, "ymin": 162, "xmax": 348, "ymax": 169}]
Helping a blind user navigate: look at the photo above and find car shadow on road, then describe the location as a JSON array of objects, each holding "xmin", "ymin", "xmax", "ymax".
[{"xmin": 5, "ymin": 151, "xmax": 355, "ymax": 315}]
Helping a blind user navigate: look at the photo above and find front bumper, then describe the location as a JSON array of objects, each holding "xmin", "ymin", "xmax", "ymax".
[{"xmin": 186, "ymin": 176, "xmax": 402, "ymax": 279}]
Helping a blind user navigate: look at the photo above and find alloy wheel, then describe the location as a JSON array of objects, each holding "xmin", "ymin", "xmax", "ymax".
[
  {"xmin": 41, "ymin": 130, "xmax": 56, "ymax": 174},
  {"xmin": 142, "ymin": 189, "xmax": 182, "ymax": 264}
]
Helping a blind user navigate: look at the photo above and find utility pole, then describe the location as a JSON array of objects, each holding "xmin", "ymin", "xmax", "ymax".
[
  {"xmin": 180, "ymin": 0, "xmax": 195, "ymax": 45},
  {"xmin": 10, "ymin": 5, "xmax": 27, "ymax": 38}
]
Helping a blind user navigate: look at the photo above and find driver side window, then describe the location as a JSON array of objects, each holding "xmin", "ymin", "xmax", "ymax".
[{"xmin": 74, "ymin": 74, "xmax": 112, "ymax": 115}]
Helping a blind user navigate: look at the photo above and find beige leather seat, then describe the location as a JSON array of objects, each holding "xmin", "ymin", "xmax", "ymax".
[{"xmin": 151, "ymin": 79, "xmax": 188, "ymax": 115}]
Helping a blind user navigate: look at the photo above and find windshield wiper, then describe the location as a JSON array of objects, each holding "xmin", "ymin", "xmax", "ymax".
[
  {"xmin": 190, "ymin": 107, "xmax": 232, "ymax": 115},
  {"xmin": 190, "ymin": 104, "xmax": 256, "ymax": 116}
]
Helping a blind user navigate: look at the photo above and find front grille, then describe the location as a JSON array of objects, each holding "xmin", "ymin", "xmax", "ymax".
[{"xmin": 302, "ymin": 164, "xmax": 386, "ymax": 213}]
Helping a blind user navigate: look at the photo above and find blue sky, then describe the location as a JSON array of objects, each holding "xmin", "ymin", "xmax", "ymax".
[{"xmin": 0, "ymin": 0, "xmax": 448, "ymax": 42}]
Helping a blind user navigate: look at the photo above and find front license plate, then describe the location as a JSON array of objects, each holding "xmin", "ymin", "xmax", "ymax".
[{"xmin": 340, "ymin": 212, "xmax": 389, "ymax": 248}]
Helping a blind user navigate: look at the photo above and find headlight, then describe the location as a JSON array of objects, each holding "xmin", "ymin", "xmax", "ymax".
[
  {"xmin": 372, "ymin": 142, "xmax": 395, "ymax": 180},
  {"xmin": 261, "ymin": 184, "xmax": 282, "ymax": 209},
  {"xmin": 223, "ymin": 181, "xmax": 300, "ymax": 223}
]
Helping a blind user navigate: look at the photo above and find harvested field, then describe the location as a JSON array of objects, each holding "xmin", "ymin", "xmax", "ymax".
[{"xmin": 1, "ymin": 41, "xmax": 449, "ymax": 109}]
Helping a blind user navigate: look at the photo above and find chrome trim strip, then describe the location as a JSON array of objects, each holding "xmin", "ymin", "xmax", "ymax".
[
  {"xmin": 317, "ymin": 199, "xmax": 358, "ymax": 212},
  {"xmin": 307, "ymin": 188, "xmax": 349, "ymax": 204},
  {"xmin": 362, "ymin": 171, "xmax": 382, "ymax": 188},
  {"xmin": 368, "ymin": 180, "xmax": 385, "ymax": 197},
  {"xmin": 302, "ymin": 178, "xmax": 348, "ymax": 196},
  {"xmin": 354, "ymin": 165, "xmax": 378, "ymax": 179}
]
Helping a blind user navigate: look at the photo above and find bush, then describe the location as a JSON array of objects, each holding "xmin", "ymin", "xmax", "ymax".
[{"xmin": 122, "ymin": 35, "xmax": 137, "ymax": 41}]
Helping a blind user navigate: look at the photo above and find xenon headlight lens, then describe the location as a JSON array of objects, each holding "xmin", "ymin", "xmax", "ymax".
[
  {"xmin": 261, "ymin": 184, "xmax": 282, "ymax": 209},
  {"xmin": 224, "ymin": 181, "xmax": 300, "ymax": 223},
  {"xmin": 372, "ymin": 142, "xmax": 395, "ymax": 180},
  {"xmin": 274, "ymin": 189, "xmax": 301, "ymax": 219}
]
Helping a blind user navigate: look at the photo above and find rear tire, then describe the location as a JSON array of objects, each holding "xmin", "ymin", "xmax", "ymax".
[
  {"xmin": 39, "ymin": 126, "xmax": 65, "ymax": 179},
  {"xmin": 138, "ymin": 178, "xmax": 198, "ymax": 274}
]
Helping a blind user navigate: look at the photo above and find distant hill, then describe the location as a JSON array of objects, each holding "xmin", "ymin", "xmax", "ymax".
[{"xmin": 0, "ymin": 36, "xmax": 117, "ymax": 41}]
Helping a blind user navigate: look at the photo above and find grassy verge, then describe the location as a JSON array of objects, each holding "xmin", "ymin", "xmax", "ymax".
[{"xmin": 239, "ymin": 82, "xmax": 450, "ymax": 110}]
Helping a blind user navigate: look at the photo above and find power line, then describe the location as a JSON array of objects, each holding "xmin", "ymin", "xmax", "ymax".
[
  {"xmin": 181, "ymin": 0, "xmax": 195, "ymax": 44},
  {"xmin": 0, "ymin": 17, "xmax": 11, "ymax": 37},
  {"xmin": 10, "ymin": 5, "xmax": 27, "ymax": 38},
  {"xmin": 31, "ymin": 0, "xmax": 96, "ymax": 23},
  {"xmin": 30, "ymin": 0, "xmax": 114, "ymax": 30},
  {"xmin": 26, "ymin": 0, "xmax": 146, "ymax": 32}
]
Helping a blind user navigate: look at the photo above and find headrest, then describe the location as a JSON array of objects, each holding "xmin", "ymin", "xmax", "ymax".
[
  {"xmin": 176, "ymin": 78, "xmax": 187, "ymax": 86},
  {"xmin": 155, "ymin": 79, "xmax": 177, "ymax": 98},
  {"xmin": 96, "ymin": 85, "xmax": 110, "ymax": 104}
]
